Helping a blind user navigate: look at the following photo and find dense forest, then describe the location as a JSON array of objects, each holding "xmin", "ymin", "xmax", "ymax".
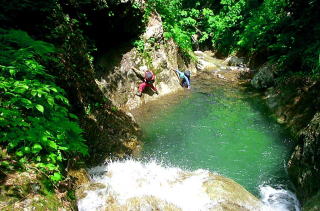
[
  {"xmin": 0, "ymin": 0, "xmax": 319, "ymax": 209},
  {"xmin": 149, "ymin": 0, "xmax": 320, "ymax": 74}
]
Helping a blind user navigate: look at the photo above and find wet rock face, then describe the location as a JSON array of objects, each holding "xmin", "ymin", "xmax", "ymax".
[
  {"xmin": 288, "ymin": 112, "xmax": 320, "ymax": 202},
  {"xmin": 94, "ymin": 13, "xmax": 194, "ymax": 110},
  {"xmin": 259, "ymin": 77, "xmax": 320, "ymax": 205}
]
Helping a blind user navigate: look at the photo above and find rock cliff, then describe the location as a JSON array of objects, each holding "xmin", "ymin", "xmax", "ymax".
[
  {"xmin": 94, "ymin": 12, "xmax": 196, "ymax": 111},
  {"xmin": 247, "ymin": 61, "xmax": 320, "ymax": 208}
]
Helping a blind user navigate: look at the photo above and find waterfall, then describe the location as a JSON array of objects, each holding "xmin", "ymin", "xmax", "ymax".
[
  {"xmin": 260, "ymin": 185, "xmax": 300, "ymax": 211},
  {"xmin": 77, "ymin": 159, "xmax": 300, "ymax": 211}
]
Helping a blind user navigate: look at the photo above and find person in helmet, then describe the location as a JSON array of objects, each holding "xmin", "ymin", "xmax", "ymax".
[
  {"xmin": 175, "ymin": 69, "xmax": 191, "ymax": 89},
  {"xmin": 133, "ymin": 66, "xmax": 158, "ymax": 97}
]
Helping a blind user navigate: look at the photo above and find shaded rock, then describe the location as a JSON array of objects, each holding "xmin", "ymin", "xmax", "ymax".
[
  {"xmin": 260, "ymin": 76, "xmax": 320, "ymax": 205},
  {"xmin": 224, "ymin": 56, "xmax": 245, "ymax": 67},
  {"xmin": 288, "ymin": 112, "xmax": 320, "ymax": 202},
  {"xmin": 251, "ymin": 64, "xmax": 276, "ymax": 89},
  {"xmin": 68, "ymin": 168, "xmax": 90, "ymax": 187}
]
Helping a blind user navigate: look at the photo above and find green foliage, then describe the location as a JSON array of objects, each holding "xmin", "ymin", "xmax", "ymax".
[
  {"xmin": 0, "ymin": 29, "xmax": 88, "ymax": 182},
  {"xmin": 166, "ymin": 24, "xmax": 192, "ymax": 53},
  {"xmin": 147, "ymin": 0, "xmax": 194, "ymax": 54},
  {"xmin": 202, "ymin": 0, "xmax": 247, "ymax": 54},
  {"xmin": 148, "ymin": 0, "xmax": 320, "ymax": 75},
  {"xmin": 133, "ymin": 39, "xmax": 145, "ymax": 52},
  {"xmin": 237, "ymin": 0, "xmax": 287, "ymax": 49}
]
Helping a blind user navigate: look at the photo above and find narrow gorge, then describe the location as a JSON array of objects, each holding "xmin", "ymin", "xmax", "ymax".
[{"xmin": 0, "ymin": 0, "xmax": 319, "ymax": 210}]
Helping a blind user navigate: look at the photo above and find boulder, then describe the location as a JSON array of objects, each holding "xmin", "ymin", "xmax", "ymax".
[
  {"xmin": 251, "ymin": 64, "xmax": 275, "ymax": 89},
  {"xmin": 224, "ymin": 56, "xmax": 245, "ymax": 67}
]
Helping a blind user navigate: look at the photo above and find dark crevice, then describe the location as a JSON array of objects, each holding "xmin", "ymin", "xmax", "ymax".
[{"xmin": 60, "ymin": 1, "xmax": 145, "ymax": 51}]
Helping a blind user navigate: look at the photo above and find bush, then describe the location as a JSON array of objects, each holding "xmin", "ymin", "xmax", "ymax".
[{"xmin": 0, "ymin": 29, "xmax": 88, "ymax": 182}]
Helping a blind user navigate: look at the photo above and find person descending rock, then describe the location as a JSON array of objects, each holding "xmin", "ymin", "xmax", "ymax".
[
  {"xmin": 175, "ymin": 69, "xmax": 191, "ymax": 89},
  {"xmin": 132, "ymin": 66, "xmax": 159, "ymax": 97}
]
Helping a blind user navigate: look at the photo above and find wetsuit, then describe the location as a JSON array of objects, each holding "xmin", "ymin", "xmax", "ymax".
[
  {"xmin": 175, "ymin": 70, "xmax": 190, "ymax": 88},
  {"xmin": 138, "ymin": 71, "xmax": 158, "ymax": 93}
]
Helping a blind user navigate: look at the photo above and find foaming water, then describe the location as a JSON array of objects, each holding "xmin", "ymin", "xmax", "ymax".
[
  {"xmin": 260, "ymin": 185, "xmax": 300, "ymax": 211},
  {"xmin": 78, "ymin": 159, "xmax": 300, "ymax": 211},
  {"xmin": 78, "ymin": 159, "xmax": 217, "ymax": 211}
]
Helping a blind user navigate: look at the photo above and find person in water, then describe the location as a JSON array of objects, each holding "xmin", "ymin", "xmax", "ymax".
[
  {"xmin": 133, "ymin": 66, "xmax": 159, "ymax": 97},
  {"xmin": 175, "ymin": 69, "xmax": 191, "ymax": 89}
]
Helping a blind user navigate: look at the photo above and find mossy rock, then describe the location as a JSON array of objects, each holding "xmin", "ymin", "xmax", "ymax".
[{"xmin": 303, "ymin": 191, "xmax": 320, "ymax": 211}]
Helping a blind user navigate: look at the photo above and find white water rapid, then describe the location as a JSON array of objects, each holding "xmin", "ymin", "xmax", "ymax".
[{"xmin": 77, "ymin": 159, "xmax": 300, "ymax": 211}]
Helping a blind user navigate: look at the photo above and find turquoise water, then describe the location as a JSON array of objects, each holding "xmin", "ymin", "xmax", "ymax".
[{"xmin": 133, "ymin": 77, "xmax": 295, "ymax": 196}]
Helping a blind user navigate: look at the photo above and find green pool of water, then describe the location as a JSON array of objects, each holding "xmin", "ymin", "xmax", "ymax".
[{"xmin": 133, "ymin": 77, "xmax": 294, "ymax": 196}]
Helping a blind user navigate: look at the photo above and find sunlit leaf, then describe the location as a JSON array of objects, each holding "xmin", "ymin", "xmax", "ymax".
[
  {"xmin": 35, "ymin": 104, "xmax": 44, "ymax": 113},
  {"xmin": 32, "ymin": 144, "xmax": 42, "ymax": 153}
]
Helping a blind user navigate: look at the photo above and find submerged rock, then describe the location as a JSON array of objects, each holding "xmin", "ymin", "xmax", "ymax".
[{"xmin": 204, "ymin": 174, "xmax": 262, "ymax": 211}]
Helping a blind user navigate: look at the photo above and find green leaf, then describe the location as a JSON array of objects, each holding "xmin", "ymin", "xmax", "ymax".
[
  {"xmin": 32, "ymin": 144, "xmax": 42, "ymax": 153},
  {"xmin": 48, "ymin": 141, "xmax": 58, "ymax": 149},
  {"xmin": 16, "ymin": 151, "xmax": 24, "ymax": 157},
  {"xmin": 0, "ymin": 161, "xmax": 10, "ymax": 168},
  {"xmin": 69, "ymin": 113, "xmax": 78, "ymax": 120},
  {"xmin": 35, "ymin": 104, "xmax": 44, "ymax": 113},
  {"xmin": 9, "ymin": 68, "xmax": 16, "ymax": 76},
  {"xmin": 57, "ymin": 154, "xmax": 63, "ymax": 161},
  {"xmin": 58, "ymin": 146, "xmax": 68, "ymax": 151},
  {"xmin": 31, "ymin": 90, "xmax": 37, "ymax": 96},
  {"xmin": 50, "ymin": 87, "xmax": 58, "ymax": 92},
  {"xmin": 21, "ymin": 98, "xmax": 32, "ymax": 106},
  {"xmin": 41, "ymin": 135, "xmax": 48, "ymax": 142},
  {"xmin": 50, "ymin": 172, "xmax": 62, "ymax": 182},
  {"xmin": 23, "ymin": 146, "xmax": 31, "ymax": 153},
  {"xmin": 47, "ymin": 97, "xmax": 54, "ymax": 106},
  {"xmin": 14, "ymin": 84, "xmax": 29, "ymax": 93},
  {"xmin": 19, "ymin": 158, "xmax": 27, "ymax": 163},
  {"xmin": 46, "ymin": 163, "xmax": 57, "ymax": 171}
]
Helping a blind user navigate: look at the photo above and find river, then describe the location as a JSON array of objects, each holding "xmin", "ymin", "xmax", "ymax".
[{"xmin": 78, "ymin": 73, "xmax": 300, "ymax": 210}]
